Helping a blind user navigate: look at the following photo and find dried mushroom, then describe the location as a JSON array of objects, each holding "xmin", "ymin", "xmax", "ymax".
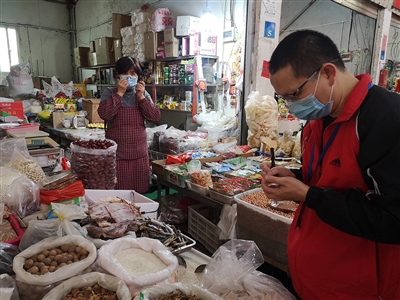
[
  {"xmin": 153, "ymin": 289, "xmax": 203, "ymax": 300},
  {"xmin": 62, "ymin": 284, "xmax": 117, "ymax": 300}
]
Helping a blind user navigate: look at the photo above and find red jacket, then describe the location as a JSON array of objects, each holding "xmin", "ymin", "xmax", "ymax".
[{"xmin": 288, "ymin": 74, "xmax": 400, "ymax": 299}]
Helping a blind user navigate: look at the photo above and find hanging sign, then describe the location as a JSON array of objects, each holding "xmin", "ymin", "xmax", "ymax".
[{"xmin": 264, "ymin": 21, "xmax": 276, "ymax": 39}]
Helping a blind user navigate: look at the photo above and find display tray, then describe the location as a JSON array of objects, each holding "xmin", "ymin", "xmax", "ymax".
[
  {"xmin": 185, "ymin": 180, "xmax": 209, "ymax": 196},
  {"xmin": 208, "ymin": 189, "xmax": 235, "ymax": 205},
  {"xmin": 172, "ymin": 234, "xmax": 197, "ymax": 255}
]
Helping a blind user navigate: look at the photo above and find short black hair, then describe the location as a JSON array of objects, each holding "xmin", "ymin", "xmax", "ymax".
[
  {"xmin": 269, "ymin": 30, "xmax": 345, "ymax": 78},
  {"xmin": 115, "ymin": 56, "xmax": 142, "ymax": 76}
]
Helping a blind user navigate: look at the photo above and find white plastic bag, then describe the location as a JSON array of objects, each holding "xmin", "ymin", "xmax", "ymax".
[
  {"xmin": 19, "ymin": 202, "xmax": 87, "ymax": 251},
  {"xmin": 148, "ymin": 8, "xmax": 175, "ymax": 32},
  {"xmin": 0, "ymin": 137, "xmax": 29, "ymax": 166},
  {"xmin": 95, "ymin": 237, "xmax": 178, "ymax": 293},
  {"xmin": 14, "ymin": 235, "xmax": 97, "ymax": 286},
  {"xmin": 217, "ymin": 203, "xmax": 237, "ymax": 240},
  {"xmin": 42, "ymin": 272, "xmax": 131, "ymax": 300},
  {"xmin": 135, "ymin": 283, "xmax": 223, "ymax": 300},
  {"xmin": 6, "ymin": 63, "xmax": 34, "ymax": 97}
]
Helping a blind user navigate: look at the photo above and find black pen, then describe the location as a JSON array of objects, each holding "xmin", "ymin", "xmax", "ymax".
[{"xmin": 270, "ymin": 147, "xmax": 275, "ymax": 168}]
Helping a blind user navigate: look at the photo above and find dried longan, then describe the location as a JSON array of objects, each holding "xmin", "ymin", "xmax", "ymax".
[
  {"xmin": 75, "ymin": 246, "xmax": 82, "ymax": 253},
  {"xmin": 55, "ymin": 254, "xmax": 62, "ymax": 263},
  {"xmin": 30, "ymin": 254, "xmax": 38, "ymax": 262},
  {"xmin": 41, "ymin": 250, "xmax": 50, "ymax": 257},
  {"xmin": 79, "ymin": 249, "xmax": 88, "ymax": 257},
  {"xmin": 50, "ymin": 261, "xmax": 58, "ymax": 267},
  {"xmin": 60, "ymin": 244, "xmax": 69, "ymax": 252},
  {"xmin": 68, "ymin": 246, "xmax": 76, "ymax": 253},
  {"xmin": 24, "ymin": 259, "xmax": 34, "ymax": 270},
  {"xmin": 48, "ymin": 266, "xmax": 56, "ymax": 272},
  {"xmin": 43, "ymin": 258, "xmax": 52, "ymax": 266},
  {"xmin": 49, "ymin": 250, "xmax": 57, "ymax": 256},
  {"xmin": 28, "ymin": 266, "xmax": 39, "ymax": 274}
]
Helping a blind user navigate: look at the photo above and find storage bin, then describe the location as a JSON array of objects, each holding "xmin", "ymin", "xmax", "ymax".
[
  {"xmin": 234, "ymin": 188, "xmax": 292, "ymax": 264},
  {"xmin": 185, "ymin": 180, "xmax": 209, "ymax": 196},
  {"xmin": 188, "ymin": 204, "xmax": 224, "ymax": 254}
]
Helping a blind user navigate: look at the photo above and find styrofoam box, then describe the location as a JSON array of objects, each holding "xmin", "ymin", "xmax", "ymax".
[
  {"xmin": 234, "ymin": 188, "xmax": 292, "ymax": 264},
  {"xmin": 84, "ymin": 189, "xmax": 159, "ymax": 219}
]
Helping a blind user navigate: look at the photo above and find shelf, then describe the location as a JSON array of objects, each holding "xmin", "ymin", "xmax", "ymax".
[
  {"xmin": 78, "ymin": 64, "xmax": 115, "ymax": 69},
  {"xmin": 154, "ymin": 83, "xmax": 217, "ymax": 87},
  {"xmin": 159, "ymin": 108, "xmax": 192, "ymax": 113},
  {"xmin": 149, "ymin": 55, "xmax": 218, "ymax": 63}
]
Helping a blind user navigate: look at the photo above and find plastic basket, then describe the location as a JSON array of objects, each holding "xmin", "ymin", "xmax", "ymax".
[{"xmin": 188, "ymin": 204, "xmax": 224, "ymax": 254}]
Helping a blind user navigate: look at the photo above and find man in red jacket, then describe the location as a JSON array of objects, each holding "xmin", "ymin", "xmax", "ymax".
[{"xmin": 261, "ymin": 30, "xmax": 400, "ymax": 299}]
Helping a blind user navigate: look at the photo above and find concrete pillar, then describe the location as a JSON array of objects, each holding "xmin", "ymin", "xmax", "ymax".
[
  {"xmin": 371, "ymin": 8, "xmax": 392, "ymax": 84},
  {"xmin": 250, "ymin": 0, "xmax": 283, "ymax": 97}
]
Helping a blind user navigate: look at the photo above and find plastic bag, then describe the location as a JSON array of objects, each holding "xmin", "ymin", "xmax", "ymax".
[
  {"xmin": 42, "ymin": 272, "xmax": 131, "ymax": 300},
  {"xmin": 70, "ymin": 139, "xmax": 117, "ymax": 189},
  {"xmin": 0, "ymin": 242, "xmax": 20, "ymax": 275},
  {"xmin": 135, "ymin": 283, "xmax": 223, "ymax": 300},
  {"xmin": 217, "ymin": 203, "xmax": 237, "ymax": 240},
  {"xmin": 2, "ymin": 167, "xmax": 40, "ymax": 218},
  {"xmin": 14, "ymin": 235, "xmax": 97, "ymax": 285},
  {"xmin": 0, "ymin": 274, "xmax": 19, "ymax": 300},
  {"xmin": 19, "ymin": 202, "xmax": 87, "ymax": 251},
  {"xmin": 39, "ymin": 180, "xmax": 85, "ymax": 205},
  {"xmin": 148, "ymin": 8, "xmax": 175, "ymax": 32},
  {"xmin": 201, "ymin": 239, "xmax": 296, "ymax": 300},
  {"xmin": 158, "ymin": 194, "xmax": 187, "ymax": 224},
  {"xmin": 6, "ymin": 63, "xmax": 34, "ymax": 97},
  {"xmin": 245, "ymin": 91, "xmax": 279, "ymax": 149},
  {"xmin": 0, "ymin": 137, "xmax": 29, "ymax": 166},
  {"xmin": 50, "ymin": 76, "xmax": 63, "ymax": 97},
  {"xmin": 94, "ymin": 237, "xmax": 178, "ymax": 293},
  {"xmin": 213, "ymin": 140, "xmax": 237, "ymax": 154},
  {"xmin": 7, "ymin": 147, "xmax": 46, "ymax": 183}
]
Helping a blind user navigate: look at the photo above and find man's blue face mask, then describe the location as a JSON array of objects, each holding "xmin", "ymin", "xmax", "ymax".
[
  {"xmin": 286, "ymin": 71, "xmax": 334, "ymax": 120},
  {"xmin": 120, "ymin": 75, "xmax": 138, "ymax": 87}
]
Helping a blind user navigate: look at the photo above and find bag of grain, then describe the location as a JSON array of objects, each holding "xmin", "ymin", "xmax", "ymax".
[
  {"xmin": 134, "ymin": 283, "xmax": 223, "ymax": 300},
  {"xmin": 13, "ymin": 235, "xmax": 97, "ymax": 300},
  {"xmin": 42, "ymin": 272, "xmax": 131, "ymax": 300},
  {"xmin": 95, "ymin": 237, "xmax": 178, "ymax": 294}
]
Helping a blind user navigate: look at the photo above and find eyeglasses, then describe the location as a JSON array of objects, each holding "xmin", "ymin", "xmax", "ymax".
[
  {"xmin": 274, "ymin": 59, "xmax": 339, "ymax": 103},
  {"xmin": 275, "ymin": 68, "xmax": 320, "ymax": 103}
]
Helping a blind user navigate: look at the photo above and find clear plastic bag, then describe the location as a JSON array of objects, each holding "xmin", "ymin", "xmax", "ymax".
[
  {"xmin": 19, "ymin": 203, "xmax": 87, "ymax": 251},
  {"xmin": 0, "ymin": 274, "xmax": 19, "ymax": 300},
  {"xmin": 0, "ymin": 242, "xmax": 20, "ymax": 275},
  {"xmin": 2, "ymin": 167, "xmax": 40, "ymax": 218},
  {"xmin": 7, "ymin": 147, "xmax": 46, "ymax": 183},
  {"xmin": 0, "ymin": 137, "xmax": 29, "ymax": 167},
  {"xmin": 200, "ymin": 239, "xmax": 296, "ymax": 300},
  {"xmin": 158, "ymin": 193, "xmax": 187, "ymax": 224},
  {"xmin": 42, "ymin": 272, "xmax": 131, "ymax": 300}
]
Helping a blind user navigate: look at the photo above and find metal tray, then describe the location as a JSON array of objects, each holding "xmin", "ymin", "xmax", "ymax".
[{"xmin": 172, "ymin": 233, "xmax": 197, "ymax": 255}]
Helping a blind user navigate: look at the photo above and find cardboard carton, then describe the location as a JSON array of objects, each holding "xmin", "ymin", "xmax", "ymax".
[
  {"xmin": 74, "ymin": 47, "xmax": 90, "ymax": 67},
  {"xmin": 112, "ymin": 13, "xmax": 132, "ymax": 38},
  {"xmin": 82, "ymin": 98, "xmax": 102, "ymax": 123},
  {"xmin": 89, "ymin": 41, "xmax": 96, "ymax": 52},
  {"xmin": 176, "ymin": 16, "xmax": 201, "ymax": 36},
  {"xmin": 114, "ymin": 39, "xmax": 122, "ymax": 62},
  {"xmin": 95, "ymin": 37, "xmax": 115, "ymax": 65},
  {"xmin": 164, "ymin": 28, "xmax": 179, "ymax": 58},
  {"xmin": 88, "ymin": 52, "xmax": 97, "ymax": 67}
]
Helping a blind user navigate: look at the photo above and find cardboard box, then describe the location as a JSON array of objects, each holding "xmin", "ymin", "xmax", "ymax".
[
  {"xmin": 181, "ymin": 37, "xmax": 189, "ymax": 56},
  {"xmin": 84, "ymin": 189, "xmax": 159, "ymax": 219},
  {"xmin": 51, "ymin": 110, "xmax": 65, "ymax": 128},
  {"xmin": 151, "ymin": 159, "xmax": 166, "ymax": 178},
  {"xmin": 89, "ymin": 40, "xmax": 96, "ymax": 52},
  {"xmin": 176, "ymin": 16, "xmax": 201, "ymax": 36},
  {"xmin": 200, "ymin": 34, "xmax": 217, "ymax": 56},
  {"xmin": 73, "ymin": 83, "xmax": 87, "ymax": 97},
  {"xmin": 95, "ymin": 37, "xmax": 115, "ymax": 65},
  {"xmin": 0, "ymin": 102, "xmax": 24, "ymax": 119},
  {"xmin": 32, "ymin": 76, "xmax": 52, "ymax": 90},
  {"xmin": 143, "ymin": 31, "xmax": 164, "ymax": 60},
  {"xmin": 164, "ymin": 28, "xmax": 179, "ymax": 58},
  {"xmin": 88, "ymin": 52, "xmax": 97, "ymax": 67},
  {"xmin": 82, "ymin": 98, "xmax": 102, "ymax": 123},
  {"xmin": 74, "ymin": 47, "xmax": 90, "ymax": 67},
  {"xmin": 189, "ymin": 33, "xmax": 200, "ymax": 55},
  {"xmin": 0, "ymin": 85, "xmax": 9, "ymax": 97},
  {"xmin": 114, "ymin": 39, "xmax": 122, "ymax": 62},
  {"xmin": 112, "ymin": 13, "xmax": 132, "ymax": 38}
]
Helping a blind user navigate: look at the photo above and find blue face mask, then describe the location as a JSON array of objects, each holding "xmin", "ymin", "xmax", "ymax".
[
  {"xmin": 121, "ymin": 75, "xmax": 138, "ymax": 87},
  {"xmin": 287, "ymin": 72, "xmax": 334, "ymax": 120}
]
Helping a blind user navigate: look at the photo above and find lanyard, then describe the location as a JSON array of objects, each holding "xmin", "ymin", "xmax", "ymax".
[
  {"xmin": 306, "ymin": 81, "xmax": 373, "ymax": 182},
  {"xmin": 307, "ymin": 123, "xmax": 341, "ymax": 182}
]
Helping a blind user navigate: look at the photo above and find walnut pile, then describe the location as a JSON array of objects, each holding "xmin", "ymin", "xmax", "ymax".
[
  {"xmin": 154, "ymin": 289, "xmax": 203, "ymax": 300},
  {"xmin": 62, "ymin": 284, "xmax": 117, "ymax": 300}
]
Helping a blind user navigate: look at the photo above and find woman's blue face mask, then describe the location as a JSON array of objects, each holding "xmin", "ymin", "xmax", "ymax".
[
  {"xmin": 286, "ymin": 71, "xmax": 334, "ymax": 120},
  {"xmin": 120, "ymin": 75, "xmax": 138, "ymax": 87}
]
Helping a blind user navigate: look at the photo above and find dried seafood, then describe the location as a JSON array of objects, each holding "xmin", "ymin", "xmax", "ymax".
[
  {"xmin": 153, "ymin": 289, "xmax": 203, "ymax": 300},
  {"xmin": 136, "ymin": 218, "xmax": 189, "ymax": 252},
  {"xmin": 62, "ymin": 283, "xmax": 117, "ymax": 300}
]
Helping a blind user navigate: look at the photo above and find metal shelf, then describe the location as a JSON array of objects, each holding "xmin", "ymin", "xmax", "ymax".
[{"xmin": 149, "ymin": 55, "xmax": 218, "ymax": 63}]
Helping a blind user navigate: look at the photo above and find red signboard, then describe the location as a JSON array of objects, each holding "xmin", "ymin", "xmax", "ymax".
[{"xmin": 394, "ymin": 0, "xmax": 400, "ymax": 9}]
